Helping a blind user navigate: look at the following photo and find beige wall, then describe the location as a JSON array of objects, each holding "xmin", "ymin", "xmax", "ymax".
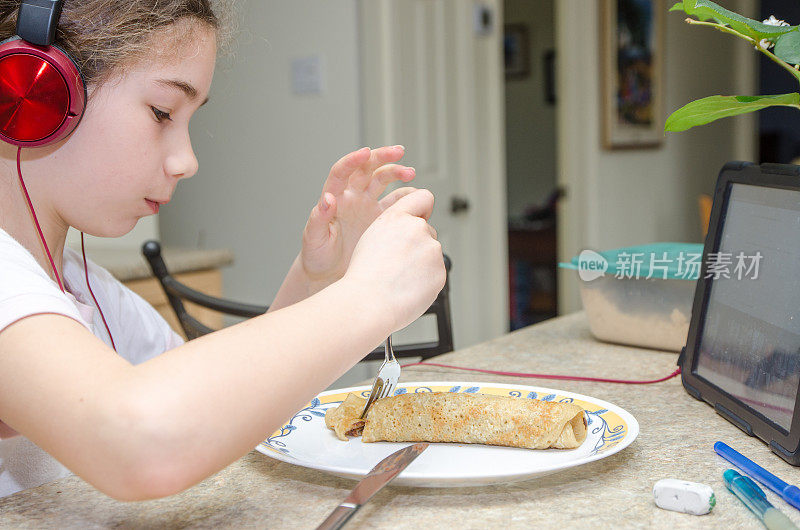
[
  {"xmin": 159, "ymin": 0, "xmax": 361, "ymax": 305},
  {"xmin": 504, "ymin": 0, "xmax": 556, "ymax": 218},
  {"xmin": 556, "ymin": 0, "xmax": 757, "ymax": 312}
]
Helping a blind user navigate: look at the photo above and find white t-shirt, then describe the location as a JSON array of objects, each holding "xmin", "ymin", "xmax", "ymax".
[{"xmin": 0, "ymin": 228, "xmax": 184, "ymax": 498}]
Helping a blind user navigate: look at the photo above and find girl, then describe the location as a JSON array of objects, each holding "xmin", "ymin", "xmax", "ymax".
[{"xmin": 0, "ymin": 0, "xmax": 445, "ymax": 500}]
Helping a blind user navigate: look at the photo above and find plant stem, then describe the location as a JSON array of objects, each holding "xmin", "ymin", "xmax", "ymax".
[{"xmin": 686, "ymin": 18, "xmax": 800, "ymax": 84}]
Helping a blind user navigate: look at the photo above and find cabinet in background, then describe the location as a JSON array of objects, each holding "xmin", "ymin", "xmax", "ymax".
[
  {"xmin": 85, "ymin": 246, "xmax": 234, "ymax": 340},
  {"xmin": 124, "ymin": 269, "xmax": 224, "ymax": 339},
  {"xmin": 508, "ymin": 219, "xmax": 558, "ymax": 330}
]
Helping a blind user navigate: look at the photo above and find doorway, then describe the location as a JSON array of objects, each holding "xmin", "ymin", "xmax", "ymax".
[
  {"xmin": 503, "ymin": 0, "xmax": 559, "ymax": 330},
  {"xmin": 329, "ymin": 0, "xmax": 508, "ymax": 390},
  {"xmin": 758, "ymin": 0, "xmax": 800, "ymax": 165}
]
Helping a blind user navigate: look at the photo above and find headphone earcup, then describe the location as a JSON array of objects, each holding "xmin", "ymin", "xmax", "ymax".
[{"xmin": 0, "ymin": 37, "xmax": 86, "ymax": 147}]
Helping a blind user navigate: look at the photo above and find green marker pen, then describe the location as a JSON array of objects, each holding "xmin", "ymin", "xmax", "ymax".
[{"xmin": 724, "ymin": 469, "xmax": 798, "ymax": 530}]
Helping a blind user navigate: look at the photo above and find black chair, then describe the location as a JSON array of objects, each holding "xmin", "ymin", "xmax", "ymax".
[{"xmin": 142, "ymin": 240, "xmax": 453, "ymax": 361}]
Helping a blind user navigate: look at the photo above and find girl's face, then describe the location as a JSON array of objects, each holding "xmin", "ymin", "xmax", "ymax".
[{"xmin": 45, "ymin": 22, "xmax": 217, "ymax": 238}]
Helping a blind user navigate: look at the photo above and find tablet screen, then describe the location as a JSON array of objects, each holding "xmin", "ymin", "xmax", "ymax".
[{"xmin": 694, "ymin": 183, "xmax": 800, "ymax": 431}]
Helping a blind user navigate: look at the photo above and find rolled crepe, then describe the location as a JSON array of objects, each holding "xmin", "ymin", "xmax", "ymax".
[
  {"xmin": 325, "ymin": 392, "xmax": 587, "ymax": 449},
  {"xmin": 324, "ymin": 393, "xmax": 366, "ymax": 440}
]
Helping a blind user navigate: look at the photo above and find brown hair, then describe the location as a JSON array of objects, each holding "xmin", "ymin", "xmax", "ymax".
[{"xmin": 0, "ymin": 0, "xmax": 234, "ymax": 87}]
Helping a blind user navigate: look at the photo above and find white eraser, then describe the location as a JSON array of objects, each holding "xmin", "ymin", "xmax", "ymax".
[{"xmin": 653, "ymin": 479, "xmax": 715, "ymax": 515}]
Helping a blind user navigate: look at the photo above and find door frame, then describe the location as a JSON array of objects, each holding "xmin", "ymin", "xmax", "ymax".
[{"xmin": 357, "ymin": 0, "xmax": 508, "ymax": 348}]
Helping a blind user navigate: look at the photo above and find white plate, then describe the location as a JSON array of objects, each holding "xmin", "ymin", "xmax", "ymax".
[{"xmin": 256, "ymin": 382, "xmax": 639, "ymax": 487}]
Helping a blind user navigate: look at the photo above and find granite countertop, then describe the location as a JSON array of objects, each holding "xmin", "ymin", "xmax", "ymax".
[
  {"xmin": 83, "ymin": 246, "xmax": 234, "ymax": 282},
  {"xmin": 2, "ymin": 312, "xmax": 800, "ymax": 528}
]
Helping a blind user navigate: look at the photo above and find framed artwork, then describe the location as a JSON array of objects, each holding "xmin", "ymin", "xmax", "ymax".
[
  {"xmin": 601, "ymin": 0, "xmax": 665, "ymax": 149},
  {"xmin": 504, "ymin": 24, "xmax": 530, "ymax": 79}
]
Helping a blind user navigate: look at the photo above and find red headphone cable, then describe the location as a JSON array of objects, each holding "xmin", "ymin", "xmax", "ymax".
[
  {"xmin": 80, "ymin": 232, "xmax": 116, "ymax": 351},
  {"xmin": 16, "ymin": 147, "xmax": 63, "ymax": 291},
  {"xmin": 16, "ymin": 146, "xmax": 117, "ymax": 351},
  {"xmin": 400, "ymin": 361, "xmax": 682, "ymax": 385}
]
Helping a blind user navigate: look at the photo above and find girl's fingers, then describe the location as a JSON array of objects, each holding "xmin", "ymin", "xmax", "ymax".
[
  {"xmin": 325, "ymin": 192, "xmax": 338, "ymax": 220},
  {"xmin": 367, "ymin": 164, "xmax": 416, "ymax": 199},
  {"xmin": 323, "ymin": 147, "xmax": 371, "ymax": 196},
  {"xmin": 385, "ymin": 188, "xmax": 434, "ymax": 221},
  {"xmin": 349, "ymin": 145, "xmax": 406, "ymax": 191},
  {"xmin": 303, "ymin": 193, "xmax": 336, "ymax": 246},
  {"xmin": 427, "ymin": 223, "xmax": 438, "ymax": 240},
  {"xmin": 378, "ymin": 186, "xmax": 419, "ymax": 211}
]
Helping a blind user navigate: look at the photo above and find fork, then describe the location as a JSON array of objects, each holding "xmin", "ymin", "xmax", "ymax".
[{"xmin": 360, "ymin": 335, "xmax": 401, "ymax": 419}]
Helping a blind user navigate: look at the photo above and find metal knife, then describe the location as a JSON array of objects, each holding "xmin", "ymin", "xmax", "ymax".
[{"xmin": 315, "ymin": 443, "xmax": 429, "ymax": 530}]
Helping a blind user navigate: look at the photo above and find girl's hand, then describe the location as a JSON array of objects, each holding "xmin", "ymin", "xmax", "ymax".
[
  {"xmin": 300, "ymin": 146, "xmax": 417, "ymax": 291},
  {"xmin": 344, "ymin": 188, "xmax": 445, "ymax": 332}
]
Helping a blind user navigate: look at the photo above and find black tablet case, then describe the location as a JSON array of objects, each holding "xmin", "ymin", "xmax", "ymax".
[{"xmin": 679, "ymin": 161, "xmax": 800, "ymax": 465}]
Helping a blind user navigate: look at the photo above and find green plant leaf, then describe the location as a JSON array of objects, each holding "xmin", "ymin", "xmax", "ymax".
[
  {"xmin": 665, "ymin": 93, "xmax": 800, "ymax": 132},
  {"xmin": 774, "ymin": 29, "xmax": 800, "ymax": 64},
  {"xmin": 674, "ymin": 0, "xmax": 797, "ymax": 40}
]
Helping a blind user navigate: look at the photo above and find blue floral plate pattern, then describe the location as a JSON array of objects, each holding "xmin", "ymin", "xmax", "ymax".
[{"xmin": 256, "ymin": 381, "xmax": 639, "ymax": 487}]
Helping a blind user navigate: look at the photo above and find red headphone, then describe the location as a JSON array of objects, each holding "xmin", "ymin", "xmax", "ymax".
[
  {"xmin": 0, "ymin": 2, "xmax": 115, "ymax": 349},
  {"xmin": 0, "ymin": 0, "xmax": 85, "ymax": 147}
]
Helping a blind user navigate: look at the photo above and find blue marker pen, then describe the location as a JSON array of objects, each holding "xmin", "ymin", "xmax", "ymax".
[
  {"xmin": 715, "ymin": 441, "xmax": 800, "ymax": 511},
  {"xmin": 724, "ymin": 469, "xmax": 798, "ymax": 530}
]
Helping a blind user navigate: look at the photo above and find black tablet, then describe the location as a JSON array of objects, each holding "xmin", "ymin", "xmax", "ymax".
[{"xmin": 679, "ymin": 161, "xmax": 800, "ymax": 465}]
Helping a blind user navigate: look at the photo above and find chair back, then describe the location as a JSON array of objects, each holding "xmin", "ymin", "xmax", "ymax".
[
  {"xmin": 142, "ymin": 241, "xmax": 267, "ymax": 339},
  {"xmin": 142, "ymin": 240, "xmax": 453, "ymax": 358},
  {"xmin": 363, "ymin": 254, "xmax": 453, "ymax": 361}
]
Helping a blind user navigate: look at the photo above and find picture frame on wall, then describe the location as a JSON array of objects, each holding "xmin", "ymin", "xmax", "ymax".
[
  {"xmin": 601, "ymin": 0, "xmax": 665, "ymax": 149},
  {"xmin": 504, "ymin": 23, "xmax": 530, "ymax": 80}
]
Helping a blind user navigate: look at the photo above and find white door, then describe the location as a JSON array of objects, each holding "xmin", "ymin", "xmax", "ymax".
[{"xmin": 359, "ymin": 0, "xmax": 507, "ymax": 349}]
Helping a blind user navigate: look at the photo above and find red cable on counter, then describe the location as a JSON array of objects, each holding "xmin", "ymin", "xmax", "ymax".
[{"xmin": 400, "ymin": 361, "xmax": 682, "ymax": 385}]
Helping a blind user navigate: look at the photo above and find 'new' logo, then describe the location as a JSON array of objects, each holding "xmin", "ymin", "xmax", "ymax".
[{"xmin": 577, "ymin": 250, "xmax": 607, "ymax": 281}]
